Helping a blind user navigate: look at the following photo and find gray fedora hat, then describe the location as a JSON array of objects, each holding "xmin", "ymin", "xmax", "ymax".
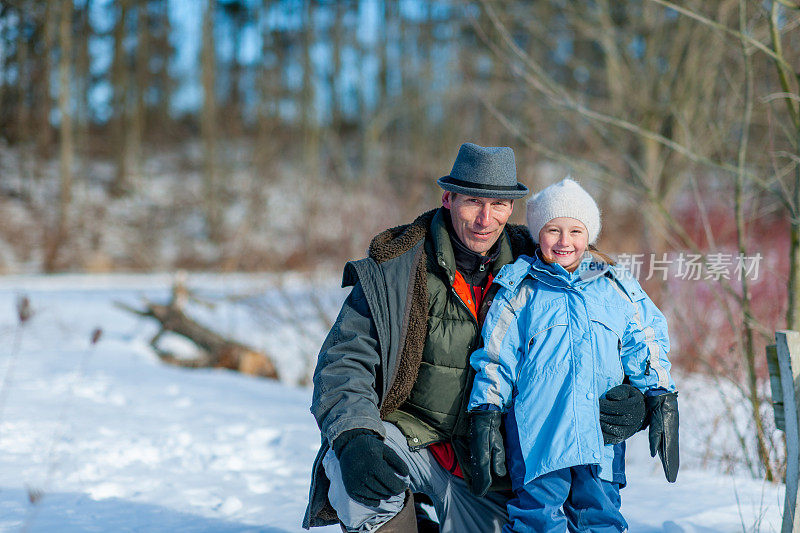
[{"xmin": 438, "ymin": 142, "xmax": 529, "ymax": 200}]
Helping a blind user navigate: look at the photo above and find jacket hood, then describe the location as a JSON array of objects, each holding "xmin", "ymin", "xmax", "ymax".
[{"xmin": 369, "ymin": 210, "xmax": 437, "ymax": 263}]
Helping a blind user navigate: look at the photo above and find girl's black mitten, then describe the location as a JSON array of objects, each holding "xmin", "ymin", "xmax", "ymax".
[
  {"xmin": 599, "ymin": 383, "xmax": 646, "ymax": 445},
  {"xmin": 645, "ymin": 391, "xmax": 680, "ymax": 482}
]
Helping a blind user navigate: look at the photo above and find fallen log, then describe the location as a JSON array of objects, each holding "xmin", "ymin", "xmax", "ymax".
[{"xmin": 116, "ymin": 276, "xmax": 279, "ymax": 380}]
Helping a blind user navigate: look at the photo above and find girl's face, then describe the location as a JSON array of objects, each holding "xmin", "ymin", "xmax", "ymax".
[{"xmin": 538, "ymin": 217, "xmax": 589, "ymax": 272}]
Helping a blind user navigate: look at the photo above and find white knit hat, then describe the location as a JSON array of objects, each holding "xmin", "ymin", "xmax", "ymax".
[{"xmin": 526, "ymin": 177, "xmax": 601, "ymax": 244}]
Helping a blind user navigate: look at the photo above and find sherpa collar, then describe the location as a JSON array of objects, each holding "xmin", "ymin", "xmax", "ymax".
[{"xmin": 368, "ymin": 209, "xmax": 437, "ymax": 263}]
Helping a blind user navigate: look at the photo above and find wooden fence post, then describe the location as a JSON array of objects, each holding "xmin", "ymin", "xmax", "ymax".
[
  {"xmin": 773, "ymin": 330, "xmax": 800, "ymax": 533},
  {"xmin": 768, "ymin": 344, "xmax": 786, "ymax": 432}
]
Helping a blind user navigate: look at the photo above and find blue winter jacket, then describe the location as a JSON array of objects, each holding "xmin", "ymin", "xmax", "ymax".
[{"xmin": 468, "ymin": 252, "xmax": 675, "ymax": 485}]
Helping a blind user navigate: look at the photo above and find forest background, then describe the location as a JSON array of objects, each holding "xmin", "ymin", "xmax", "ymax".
[{"xmin": 1, "ymin": 0, "xmax": 799, "ymax": 486}]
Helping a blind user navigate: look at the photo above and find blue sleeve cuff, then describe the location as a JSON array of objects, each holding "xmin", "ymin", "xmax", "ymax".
[{"xmin": 472, "ymin": 403, "xmax": 501, "ymax": 411}]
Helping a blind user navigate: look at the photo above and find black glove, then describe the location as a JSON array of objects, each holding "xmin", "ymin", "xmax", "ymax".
[
  {"xmin": 468, "ymin": 410, "xmax": 506, "ymax": 497},
  {"xmin": 332, "ymin": 429, "xmax": 410, "ymax": 507},
  {"xmin": 646, "ymin": 391, "xmax": 679, "ymax": 483},
  {"xmin": 599, "ymin": 384, "xmax": 647, "ymax": 445}
]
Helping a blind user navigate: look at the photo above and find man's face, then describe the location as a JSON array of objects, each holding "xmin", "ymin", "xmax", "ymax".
[{"xmin": 442, "ymin": 192, "xmax": 514, "ymax": 256}]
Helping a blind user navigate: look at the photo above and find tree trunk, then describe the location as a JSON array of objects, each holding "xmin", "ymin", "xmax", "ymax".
[
  {"xmin": 75, "ymin": 1, "xmax": 91, "ymax": 156},
  {"xmin": 154, "ymin": 0, "xmax": 173, "ymax": 136},
  {"xmin": 378, "ymin": 0, "xmax": 388, "ymax": 108},
  {"xmin": 768, "ymin": 2, "xmax": 800, "ymax": 333},
  {"xmin": 110, "ymin": 0, "xmax": 130, "ymax": 197},
  {"xmin": 736, "ymin": 0, "xmax": 772, "ymax": 481},
  {"xmin": 201, "ymin": 0, "xmax": 222, "ymax": 242},
  {"xmin": 116, "ymin": 279, "xmax": 279, "ymax": 379},
  {"xmin": 0, "ymin": 8, "xmax": 6, "ymax": 134},
  {"xmin": 301, "ymin": 0, "xmax": 318, "ymax": 175},
  {"xmin": 331, "ymin": 1, "xmax": 343, "ymax": 129},
  {"xmin": 142, "ymin": 303, "xmax": 279, "ymax": 379},
  {"xmin": 256, "ymin": 1, "xmax": 278, "ymax": 173},
  {"xmin": 38, "ymin": 0, "xmax": 58, "ymax": 155},
  {"xmin": 15, "ymin": 3, "xmax": 32, "ymax": 189},
  {"xmin": 130, "ymin": 1, "xmax": 148, "ymax": 184},
  {"xmin": 791, "ymin": 141, "xmax": 800, "ymax": 332},
  {"xmin": 228, "ymin": 4, "xmax": 245, "ymax": 136},
  {"xmin": 44, "ymin": 2, "xmax": 73, "ymax": 272}
]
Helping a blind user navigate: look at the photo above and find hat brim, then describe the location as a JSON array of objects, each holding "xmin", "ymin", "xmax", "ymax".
[{"xmin": 437, "ymin": 176, "xmax": 529, "ymax": 200}]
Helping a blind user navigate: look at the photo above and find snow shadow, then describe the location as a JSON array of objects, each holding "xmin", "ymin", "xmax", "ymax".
[
  {"xmin": 626, "ymin": 518, "xmax": 725, "ymax": 533},
  {"xmin": 0, "ymin": 488, "xmax": 297, "ymax": 533}
]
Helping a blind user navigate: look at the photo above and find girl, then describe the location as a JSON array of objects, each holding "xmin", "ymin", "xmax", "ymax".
[{"xmin": 468, "ymin": 177, "xmax": 678, "ymax": 532}]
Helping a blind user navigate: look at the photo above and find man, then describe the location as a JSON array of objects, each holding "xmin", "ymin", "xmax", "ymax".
[{"xmin": 303, "ymin": 143, "xmax": 645, "ymax": 532}]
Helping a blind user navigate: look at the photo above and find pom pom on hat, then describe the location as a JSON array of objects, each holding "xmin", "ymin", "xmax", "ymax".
[{"xmin": 526, "ymin": 177, "xmax": 601, "ymax": 244}]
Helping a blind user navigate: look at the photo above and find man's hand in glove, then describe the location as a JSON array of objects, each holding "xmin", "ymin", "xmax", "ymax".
[
  {"xmin": 332, "ymin": 429, "xmax": 410, "ymax": 507},
  {"xmin": 599, "ymin": 383, "xmax": 646, "ymax": 445},
  {"xmin": 646, "ymin": 391, "xmax": 680, "ymax": 483},
  {"xmin": 468, "ymin": 407, "xmax": 506, "ymax": 497}
]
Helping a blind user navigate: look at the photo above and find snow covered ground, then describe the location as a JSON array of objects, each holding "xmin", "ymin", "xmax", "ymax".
[{"xmin": 0, "ymin": 274, "xmax": 786, "ymax": 532}]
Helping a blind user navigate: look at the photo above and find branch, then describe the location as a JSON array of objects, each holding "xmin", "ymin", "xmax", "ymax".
[
  {"xmin": 769, "ymin": 1, "xmax": 800, "ymax": 130},
  {"xmin": 476, "ymin": 0, "xmax": 776, "ymax": 194},
  {"xmin": 775, "ymin": 0, "xmax": 800, "ymax": 9},
  {"xmin": 649, "ymin": 0, "xmax": 797, "ymax": 76}
]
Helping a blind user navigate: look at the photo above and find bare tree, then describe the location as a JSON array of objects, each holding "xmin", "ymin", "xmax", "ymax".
[
  {"xmin": 152, "ymin": 0, "xmax": 174, "ymax": 137},
  {"xmin": 43, "ymin": 1, "xmax": 73, "ymax": 272},
  {"xmin": 129, "ymin": 0, "xmax": 149, "ymax": 184},
  {"xmin": 75, "ymin": 1, "xmax": 92, "ymax": 156},
  {"xmin": 764, "ymin": 1, "xmax": 800, "ymax": 332},
  {"xmin": 330, "ymin": 1, "xmax": 344, "ymax": 130},
  {"xmin": 110, "ymin": 0, "xmax": 131, "ymax": 197},
  {"xmin": 301, "ymin": 0, "xmax": 319, "ymax": 175},
  {"xmin": 201, "ymin": 0, "xmax": 222, "ymax": 242},
  {"xmin": 14, "ymin": 2, "xmax": 32, "ymax": 172},
  {"xmin": 219, "ymin": 0, "xmax": 248, "ymax": 136},
  {"xmin": 37, "ymin": 0, "xmax": 57, "ymax": 154}
]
